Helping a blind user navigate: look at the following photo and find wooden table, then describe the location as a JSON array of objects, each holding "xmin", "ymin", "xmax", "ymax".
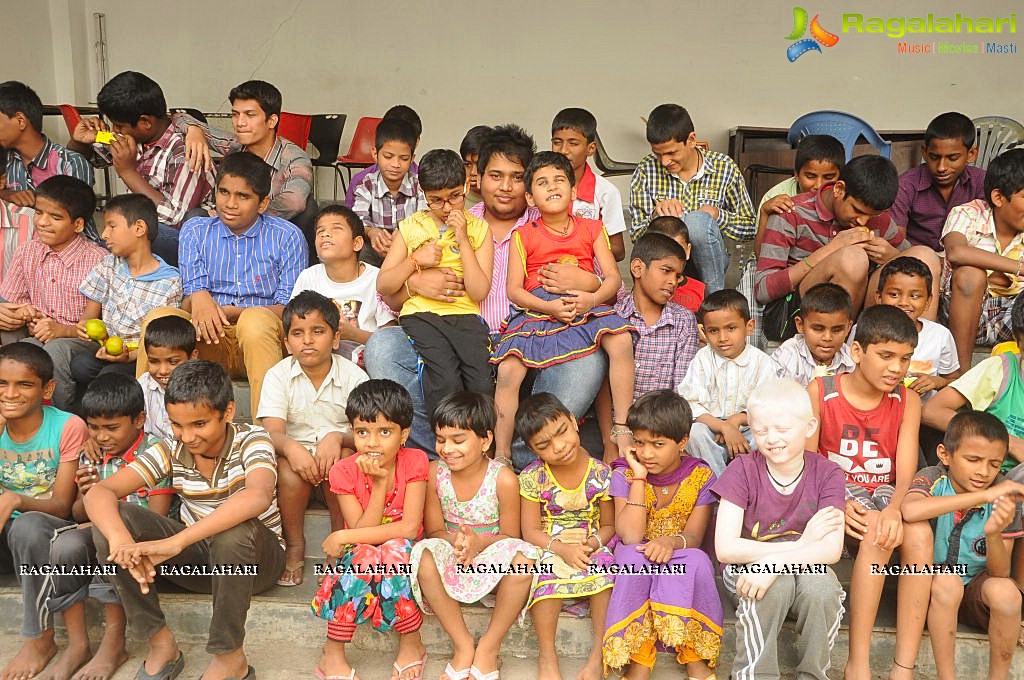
[{"xmin": 729, "ymin": 126, "xmax": 926, "ymax": 205}]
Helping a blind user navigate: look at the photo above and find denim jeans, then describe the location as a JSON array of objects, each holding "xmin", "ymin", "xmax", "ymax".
[
  {"xmin": 683, "ymin": 210, "xmax": 729, "ymax": 294},
  {"xmin": 364, "ymin": 326, "xmax": 607, "ymax": 467},
  {"xmin": 152, "ymin": 223, "xmax": 180, "ymax": 267},
  {"xmin": 363, "ymin": 326, "xmax": 438, "ymax": 457}
]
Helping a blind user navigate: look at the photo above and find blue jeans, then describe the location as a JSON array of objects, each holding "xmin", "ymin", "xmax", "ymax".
[
  {"xmin": 364, "ymin": 326, "xmax": 607, "ymax": 466},
  {"xmin": 152, "ymin": 223, "xmax": 180, "ymax": 267},
  {"xmin": 687, "ymin": 422, "xmax": 755, "ymax": 477},
  {"xmin": 684, "ymin": 210, "xmax": 729, "ymax": 294}
]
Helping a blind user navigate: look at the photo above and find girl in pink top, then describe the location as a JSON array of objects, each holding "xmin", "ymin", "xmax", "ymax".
[{"xmin": 311, "ymin": 380, "xmax": 429, "ymax": 680}]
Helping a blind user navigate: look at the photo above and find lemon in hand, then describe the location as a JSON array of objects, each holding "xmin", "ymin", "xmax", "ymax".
[
  {"xmin": 104, "ymin": 336, "xmax": 125, "ymax": 356},
  {"xmin": 85, "ymin": 319, "xmax": 108, "ymax": 342}
]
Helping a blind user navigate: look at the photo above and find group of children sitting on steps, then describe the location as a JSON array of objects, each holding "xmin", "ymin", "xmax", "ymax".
[{"xmin": 1, "ymin": 68, "xmax": 1024, "ymax": 680}]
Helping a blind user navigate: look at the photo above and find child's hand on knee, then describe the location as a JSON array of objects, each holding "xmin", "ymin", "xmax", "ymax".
[
  {"xmin": 636, "ymin": 537, "xmax": 674, "ymax": 564},
  {"xmin": 844, "ymin": 500, "xmax": 870, "ymax": 540},
  {"xmin": 874, "ymin": 506, "xmax": 903, "ymax": 550},
  {"xmin": 736, "ymin": 570, "xmax": 778, "ymax": 601}
]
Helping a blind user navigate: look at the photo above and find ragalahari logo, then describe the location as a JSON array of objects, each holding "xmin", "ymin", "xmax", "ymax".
[{"xmin": 786, "ymin": 7, "xmax": 840, "ymax": 61}]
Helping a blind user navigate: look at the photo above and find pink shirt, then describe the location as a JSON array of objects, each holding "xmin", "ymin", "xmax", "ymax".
[
  {"xmin": 0, "ymin": 236, "xmax": 106, "ymax": 326},
  {"xmin": 469, "ymin": 202, "xmax": 540, "ymax": 332},
  {"xmin": 329, "ymin": 447, "xmax": 429, "ymax": 534}
]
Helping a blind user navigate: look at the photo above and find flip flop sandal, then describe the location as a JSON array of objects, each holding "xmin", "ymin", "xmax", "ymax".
[
  {"xmin": 390, "ymin": 653, "xmax": 427, "ymax": 680},
  {"xmin": 136, "ymin": 651, "xmax": 185, "ymax": 680},
  {"xmin": 469, "ymin": 666, "xmax": 499, "ymax": 680},
  {"xmin": 276, "ymin": 561, "xmax": 305, "ymax": 587},
  {"xmin": 201, "ymin": 666, "xmax": 255, "ymax": 680},
  {"xmin": 442, "ymin": 663, "xmax": 471, "ymax": 680},
  {"xmin": 315, "ymin": 666, "xmax": 359, "ymax": 680}
]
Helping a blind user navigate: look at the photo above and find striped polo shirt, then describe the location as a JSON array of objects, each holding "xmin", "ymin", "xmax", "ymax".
[
  {"xmin": 754, "ymin": 184, "xmax": 907, "ymax": 304},
  {"xmin": 127, "ymin": 423, "xmax": 283, "ymax": 547}
]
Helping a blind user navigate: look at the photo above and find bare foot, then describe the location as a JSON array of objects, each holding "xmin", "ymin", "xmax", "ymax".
[
  {"xmin": 37, "ymin": 643, "xmax": 91, "ymax": 680},
  {"xmin": 888, "ymin": 664, "xmax": 916, "ymax": 680},
  {"xmin": 317, "ymin": 645, "xmax": 355, "ymax": 680},
  {"xmin": 71, "ymin": 642, "xmax": 129, "ymax": 680},
  {"xmin": 1, "ymin": 635, "xmax": 58, "ymax": 680},
  {"xmin": 391, "ymin": 639, "xmax": 426, "ymax": 680},
  {"xmin": 843, "ymin": 665, "xmax": 872, "ymax": 680},
  {"xmin": 537, "ymin": 653, "xmax": 562, "ymax": 680},
  {"xmin": 622, "ymin": 661, "xmax": 652, "ymax": 680},
  {"xmin": 200, "ymin": 649, "xmax": 249, "ymax": 680},
  {"xmin": 470, "ymin": 638, "xmax": 501, "ymax": 675},
  {"xmin": 573, "ymin": 653, "xmax": 602, "ymax": 680}
]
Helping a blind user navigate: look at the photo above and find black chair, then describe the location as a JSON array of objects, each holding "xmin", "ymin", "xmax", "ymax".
[
  {"xmin": 308, "ymin": 114, "xmax": 348, "ymax": 200},
  {"xmin": 170, "ymin": 108, "xmax": 207, "ymax": 123},
  {"xmin": 593, "ymin": 131, "xmax": 637, "ymax": 177}
]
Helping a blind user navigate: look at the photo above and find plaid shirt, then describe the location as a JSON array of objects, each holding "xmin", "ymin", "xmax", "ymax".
[
  {"xmin": 86, "ymin": 431, "xmax": 174, "ymax": 507},
  {"xmin": 93, "ymin": 124, "xmax": 213, "ymax": 226},
  {"xmin": 940, "ymin": 198, "xmax": 1024, "ymax": 297},
  {"xmin": 770, "ymin": 334, "xmax": 855, "ymax": 387},
  {"xmin": 5, "ymin": 136, "xmax": 94, "ymax": 191},
  {"xmin": 629, "ymin": 148, "xmax": 755, "ymax": 241},
  {"xmin": 615, "ymin": 293, "xmax": 699, "ymax": 399},
  {"xmin": 171, "ymin": 114, "xmax": 313, "ymax": 219},
  {"xmin": 79, "ymin": 255, "xmax": 183, "ymax": 342},
  {"xmin": 351, "ymin": 169, "xmax": 425, "ymax": 231},
  {"xmin": 0, "ymin": 236, "xmax": 106, "ymax": 326}
]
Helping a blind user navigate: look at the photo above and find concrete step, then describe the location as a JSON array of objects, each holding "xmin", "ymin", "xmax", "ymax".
[{"xmin": 2, "ymin": 567, "xmax": 1020, "ymax": 679}]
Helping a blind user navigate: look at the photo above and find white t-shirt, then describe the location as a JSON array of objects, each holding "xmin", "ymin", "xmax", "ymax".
[
  {"xmin": 912, "ymin": 318, "xmax": 959, "ymax": 378},
  {"xmin": 290, "ymin": 263, "xmax": 396, "ymax": 332},
  {"xmin": 572, "ymin": 164, "xmax": 627, "ymax": 236}
]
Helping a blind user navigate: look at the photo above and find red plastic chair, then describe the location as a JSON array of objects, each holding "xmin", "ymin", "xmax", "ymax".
[
  {"xmin": 58, "ymin": 104, "xmax": 112, "ymax": 205},
  {"xmin": 57, "ymin": 104, "xmax": 81, "ymax": 135},
  {"xmin": 337, "ymin": 116, "xmax": 382, "ymax": 192},
  {"xmin": 277, "ymin": 112, "xmax": 312, "ymax": 150}
]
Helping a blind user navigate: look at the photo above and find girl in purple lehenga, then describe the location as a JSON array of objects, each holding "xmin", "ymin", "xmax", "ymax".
[{"xmin": 602, "ymin": 390, "xmax": 723, "ymax": 679}]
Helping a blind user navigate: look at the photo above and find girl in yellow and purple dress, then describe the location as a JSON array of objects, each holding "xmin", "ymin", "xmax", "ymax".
[
  {"xmin": 517, "ymin": 393, "xmax": 616, "ymax": 680},
  {"xmin": 604, "ymin": 390, "xmax": 723, "ymax": 680},
  {"xmin": 311, "ymin": 380, "xmax": 429, "ymax": 680}
]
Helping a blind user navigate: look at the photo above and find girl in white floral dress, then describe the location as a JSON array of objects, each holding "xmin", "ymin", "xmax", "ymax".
[{"xmin": 410, "ymin": 393, "xmax": 540, "ymax": 680}]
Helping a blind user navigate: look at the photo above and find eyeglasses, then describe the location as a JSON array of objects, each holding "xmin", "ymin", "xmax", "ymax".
[{"xmin": 425, "ymin": 192, "xmax": 466, "ymax": 210}]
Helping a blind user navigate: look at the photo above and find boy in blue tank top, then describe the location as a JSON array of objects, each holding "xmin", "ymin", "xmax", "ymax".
[{"xmin": 0, "ymin": 343, "xmax": 88, "ymax": 680}]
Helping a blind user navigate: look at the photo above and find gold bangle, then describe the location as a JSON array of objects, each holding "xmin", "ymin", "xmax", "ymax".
[
  {"xmin": 804, "ymin": 258, "xmax": 815, "ymax": 270},
  {"xmin": 404, "ymin": 280, "xmax": 413, "ymax": 298},
  {"xmin": 678, "ymin": 534, "xmax": 688, "ymax": 550}
]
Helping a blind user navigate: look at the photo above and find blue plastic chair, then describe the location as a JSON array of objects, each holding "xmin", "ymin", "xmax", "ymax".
[{"xmin": 787, "ymin": 110, "xmax": 892, "ymax": 161}]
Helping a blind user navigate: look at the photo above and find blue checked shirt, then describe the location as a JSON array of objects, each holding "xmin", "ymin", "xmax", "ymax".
[
  {"xmin": 179, "ymin": 214, "xmax": 307, "ymax": 307},
  {"xmin": 629, "ymin": 148, "xmax": 755, "ymax": 242}
]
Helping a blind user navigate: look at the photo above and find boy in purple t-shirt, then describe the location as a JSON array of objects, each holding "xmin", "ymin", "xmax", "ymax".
[{"xmin": 712, "ymin": 378, "xmax": 846, "ymax": 680}]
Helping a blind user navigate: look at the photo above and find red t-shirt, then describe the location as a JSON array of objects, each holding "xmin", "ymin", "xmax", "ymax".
[
  {"xmin": 328, "ymin": 447, "xmax": 429, "ymax": 533},
  {"xmin": 815, "ymin": 373, "xmax": 906, "ymax": 492},
  {"xmin": 515, "ymin": 216, "xmax": 603, "ymax": 291},
  {"xmin": 671, "ymin": 276, "xmax": 706, "ymax": 314}
]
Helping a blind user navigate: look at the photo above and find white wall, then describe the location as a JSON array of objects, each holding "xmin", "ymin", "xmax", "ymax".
[{"xmin": 8, "ymin": 0, "xmax": 1023, "ymax": 167}]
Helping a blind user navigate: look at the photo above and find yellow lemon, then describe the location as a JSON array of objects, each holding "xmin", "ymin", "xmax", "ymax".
[
  {"xmin": 104, "ymin": 336, "xmax": 124, "ymax": 356},
  {"xmin": 85, "ymin": 319, "xmax": 108, "ymax": 342}
]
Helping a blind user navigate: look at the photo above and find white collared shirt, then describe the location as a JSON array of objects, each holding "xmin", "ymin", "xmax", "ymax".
[
  {"xmin": 677, "ymin": 343, "xmax": 775, "ymax": 420},
  {"xmin": 256, "ymin": 354, "xmax": 368, "ymax": 450}
]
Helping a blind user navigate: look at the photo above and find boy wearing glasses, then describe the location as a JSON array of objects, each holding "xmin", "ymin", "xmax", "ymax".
[{"xmin": 377, "ymin": 149, "xmax": 496, "ymax": 417}]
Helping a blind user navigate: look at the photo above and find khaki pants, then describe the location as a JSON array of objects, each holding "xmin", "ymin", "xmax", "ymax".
[{"xmin": 137, "ymin": 306, "xmax": 284, "ymax": 419}]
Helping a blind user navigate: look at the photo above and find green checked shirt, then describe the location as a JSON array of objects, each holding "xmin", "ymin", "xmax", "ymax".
[{"xmin": 629, "ymin": 148, "xmax": 755, "ymax": 242}]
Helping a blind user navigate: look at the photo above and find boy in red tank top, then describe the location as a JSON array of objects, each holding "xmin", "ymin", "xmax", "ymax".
[{"xmin": 807, "ymin": 304, "xmax": 922, "ymax": 680}]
